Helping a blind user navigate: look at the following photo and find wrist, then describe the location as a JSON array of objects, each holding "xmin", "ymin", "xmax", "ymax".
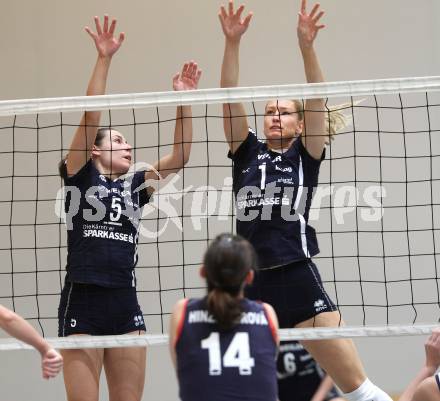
[
  {"xmin": 299, "ymin": 42, "xmax": 315, "ymax": 53},
  {"xmin": 97, "ymin": 54, "xmax": 113, "ymax": 64},
  {"xmin": 37, "ymin": 341, "xmax": 51, "ymax": 356},
  {"xmin": 225, "ymin": 37, "xmax": 241, "ymax": 47},
  {"xmin": 423, "ymin": 364, "xmax": 438, "ymax": 376}
]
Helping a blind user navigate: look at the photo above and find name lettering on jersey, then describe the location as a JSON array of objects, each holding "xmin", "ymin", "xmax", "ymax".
[
  {"xmin": 188, "ymin": 310, "xmax": 268, "ymax": 326},
  {"xmin": 299, "ymin": 354, "xmax": 313, "ymax": 363},
  {"xmin": 257, "ymin": 153, "xmax": 270, "ymax": 161},
  {"xmin": 279, "ymin": 342, "xmax": 304, "ymax": 353},
  {"xmin": 188, "ymin": 310, "xmax": 216, "ymax": 324},
  {"xmin": 275, "ymin": 165, "xmax": 292, "ymax": 173},
  {"xmin": 83, "ymin": 228, "xmax": 134, "ymax": 243},
  {"xmin": 256, "ymin": 153, "xmax": 283, "ymax": 163},
  {"xmin": 98, "ymin": 185, "xmax": 110, "ymax": 195},
  {"xmin": 237, "ymin": 196, "xmax": 290, "ymax": 209}
]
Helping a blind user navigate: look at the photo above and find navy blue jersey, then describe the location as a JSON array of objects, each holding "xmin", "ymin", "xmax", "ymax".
[
  {"xmin": 176, "ymin": 297, "xmax": 278, "ymax": 401},
  {"xmin": 63, "ymin": 159, "xmax": 150, "ymax": 287},
  {"xmin": 229, "ymin": 130, "xmax": 324, "ymax": 269},
  {"xmin": 277, "ymin": 341, "xmax": 340, "ymax": 401}
]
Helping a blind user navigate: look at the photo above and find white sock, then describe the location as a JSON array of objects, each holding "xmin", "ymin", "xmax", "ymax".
[{"xmin": 343, "ymin": 378, "xmax": 393, "ymax": 401}]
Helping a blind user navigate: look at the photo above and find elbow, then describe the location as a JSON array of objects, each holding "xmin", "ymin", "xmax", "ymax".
[
  {"xmin": 172, "ymin": 149, "xmax": 190, "ymax": 169},
  {"xmin": 0, "ymin": 309, "xmax": 16, "ymax": 328},
  {"xmin": 182, "ymin": 154, "xmax": 190, "ymax": 167}
]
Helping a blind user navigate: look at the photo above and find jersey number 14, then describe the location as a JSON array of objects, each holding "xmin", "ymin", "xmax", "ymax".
[{"xmin": 201, "ymin": 332, "xmax": 255, "ymax": 376}]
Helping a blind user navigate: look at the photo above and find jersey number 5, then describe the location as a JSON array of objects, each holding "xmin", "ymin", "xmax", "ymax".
[
  {"xmin": 201, "ymin": 332, "xmax": 255, "ymax": 376},
  {"xmin": 110, "ymin": 197, "xmax": 122, "ymax": 222}
]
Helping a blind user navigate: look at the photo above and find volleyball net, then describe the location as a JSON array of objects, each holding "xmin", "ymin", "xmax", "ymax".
[{"xmin": 0, "ymin": 76, "xmax": 440, "ymax": 350}]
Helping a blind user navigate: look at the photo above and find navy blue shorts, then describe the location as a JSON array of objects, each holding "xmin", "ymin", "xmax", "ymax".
[
  {"xmin": 245, "ymin": 259, "xmax": 337, "ymax": 328},
  {"xmin": 279, "ymin": 378, "xmax": 340, "ymax": 401},
  {"xmin": 58, "ymin": 282, "xmax": 146, "ymax": 337}
]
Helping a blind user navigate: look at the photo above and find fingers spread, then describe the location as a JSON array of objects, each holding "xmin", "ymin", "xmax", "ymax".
[
  {"xmin": 109, "ymin": 18, "xmax": 117, "ymax": 35},
  {"xmin": 94, "ymin": 16, "xmax": 103, "ymax": 35},
  {"xmin": 312, "ymin": 10, "xmax": 325, "ymax": 24},
  {"xmin": 300, "ymin": 0, "xmax": 307, "ymax": 15},
  {"xmin": 228, "ymin": 0, "xmax": 234, "ymax": 16},
  {"xmin": 309, "ymin": 3, "xmax": 320, "ymax": 19},
  {"xmin": 84, "ymin": 26, "xmax": 97, "ymax": 40},
  {"xmin": 243, "ymin": 12, "xmax": 253, "ymax": 28},
  {"xmin": 103, "ymin": 14, "xmax": 109, "ymax": 33}
]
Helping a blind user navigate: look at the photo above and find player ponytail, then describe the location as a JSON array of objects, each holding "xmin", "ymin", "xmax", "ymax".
[
  {"xmin": 204, "ymin": 233, "xmax": 257, "ymax": 331},
  {"xmin": 292, "ymin": 99, "xmax": 363, "ymax": 144}
]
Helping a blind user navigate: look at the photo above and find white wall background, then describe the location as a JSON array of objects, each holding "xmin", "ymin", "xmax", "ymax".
[{"xmin": 0, "ymin": 0, "xmax": 440, "ymax": 400}]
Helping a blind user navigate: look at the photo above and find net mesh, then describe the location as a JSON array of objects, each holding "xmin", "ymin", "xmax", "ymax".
[{"xmin": 0, "ymin": 76, "xmax": 440, "ymax": 349}]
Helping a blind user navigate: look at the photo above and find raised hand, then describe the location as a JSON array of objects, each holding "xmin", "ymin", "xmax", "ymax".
[
  {"xmin": 173, "ymin": 61, "xmax": 202, "ymax": 92},
  {"xmin": 85, "ymin": 15, "xmax": 125, "ymax": 59},
  {"xmin": 297, "ymin": 0, "xmax": 325, "ymax": 49},
  {"xmin": 41, "ymin": 348, "xmax": 63, "ymax": 379},
  {"xmin": 424, "ymin": 329, "xmax": 440, "ymax": 371},
  {"xmin": 218, "ymin": 0, "xmax": 253, "ymax": 42}
]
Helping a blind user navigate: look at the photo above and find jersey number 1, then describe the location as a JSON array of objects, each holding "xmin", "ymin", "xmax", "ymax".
[
  {"xmin": 258, "ymin": 164, "xmax": 266, "ymax": 190},
  {"xmin": 201, "ymin": 332, "xmax": 255, "ymax": 376}
]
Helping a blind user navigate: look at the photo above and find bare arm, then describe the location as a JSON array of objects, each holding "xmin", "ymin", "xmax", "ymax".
[
  {"xmin": 219, "ymin": 1, "xmax": 253, "ymax": 154},
  {"xmin": 297, "ymin": 0, "xmax": 327, "ymax": 160},
  {"xmin": 66, "ymin": 15, "xmax": 124, "ymax": 176},
  {"xmin": 262, "ymin": 303, "xmax": 280, "ymax": 346},
  {"xmin": 412, "ymin": 378, "xmax": 440, "ymax": 401},
  {"xmin": 145, "ymin": 61, "xmax": 202, "ymax": 188},
  {"xmin": 0, "ymin": 305, "xmax": 63, "ymax": 379},
  {"xmin": 168, "ymin": 299, "xmax": 188, "ymax": 369},
  {"xmin": 399, "ymin": 330, "xmax": 440, "ymax": 401}
]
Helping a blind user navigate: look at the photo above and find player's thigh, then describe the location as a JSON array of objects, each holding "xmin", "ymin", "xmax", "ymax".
[
  {"xmin": 104, "ymin": 332, "xmax": 147, "ymax": 401},
  {"xmin": 296, "ymin": 312, "xmax": 365, "ymax": 393},
  {"xmin": 62, "ymin": 345, "xmax": 104, "ymax": 401}
]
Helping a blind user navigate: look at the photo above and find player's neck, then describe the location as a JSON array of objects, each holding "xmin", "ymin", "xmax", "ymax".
[
  {"xmin": 266, "ymin": 137, "xmax": 295, "ymax": 153},
  {"xmin": 93, "ymin": 160, "xmax": 125, "ymax": 181}
]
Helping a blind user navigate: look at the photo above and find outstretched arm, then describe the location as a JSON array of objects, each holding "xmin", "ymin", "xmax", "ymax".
[
  {"xmin": 219, "ymin": 1, "xmax": 253, "ymax": 154},
  {"xmin": 145, "ymin": 61, "xmax": 202, "ymax": 186},
  {"xmin": 399, "ymin": 330, "xmax": 440, "ymax": 401},
  {"xmin": 0, "ymin": 305, "xmax": 63, "ymax": 379},
  {"xmin": 297, "ymin": 0, "xmax": 327, "ymax": 160},
  {"xmin": 66, "ymin": 15, "xmax": 125, "ymax": 176},
  {"xmin": 168, "ymin": 299, "xmax": 188, "ymax": 369}
]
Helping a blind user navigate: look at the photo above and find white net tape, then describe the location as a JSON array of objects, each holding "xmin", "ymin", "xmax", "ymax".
[
  {"xmin": 0, "ymin": 76, "xmax": 440, "ymax": 116},
  {"xmin": 1, "ymin": 324, "xmax": 439, "ymax": 351}
]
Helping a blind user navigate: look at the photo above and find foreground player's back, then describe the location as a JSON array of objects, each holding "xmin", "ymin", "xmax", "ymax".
[{"xmin": 176, "ymin": 297, "xmax": 278, "ymax": 401}]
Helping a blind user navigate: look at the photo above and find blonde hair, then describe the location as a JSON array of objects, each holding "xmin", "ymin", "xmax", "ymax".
[{"xmin": 291, "ymin": 99, "xmax": 363, "ymax": 143}]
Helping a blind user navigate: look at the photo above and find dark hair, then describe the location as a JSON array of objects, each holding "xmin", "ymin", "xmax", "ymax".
[
  {"xmin": 58, "ymin": 128, "xmax": 109, "ymax": 180},
  {"xmin": 204, "ymin": 233, "xmax": 257, "ymax": 331}
]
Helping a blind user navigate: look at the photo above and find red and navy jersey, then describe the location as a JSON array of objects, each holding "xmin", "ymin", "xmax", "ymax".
[
  {"xmin": 63, "ymin": 159, "xmax": 150, "ymax": 288},
  {"xmin": 277, "ymin": 341, "xmax": 340, "ymax": 401},
  {"xmin": 175, "ymin": 297, "xmax": 278, "ymax": 401},
  {"xmin": 229, "ymin": 130, "xmax": 324, "ymax": 269}
]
